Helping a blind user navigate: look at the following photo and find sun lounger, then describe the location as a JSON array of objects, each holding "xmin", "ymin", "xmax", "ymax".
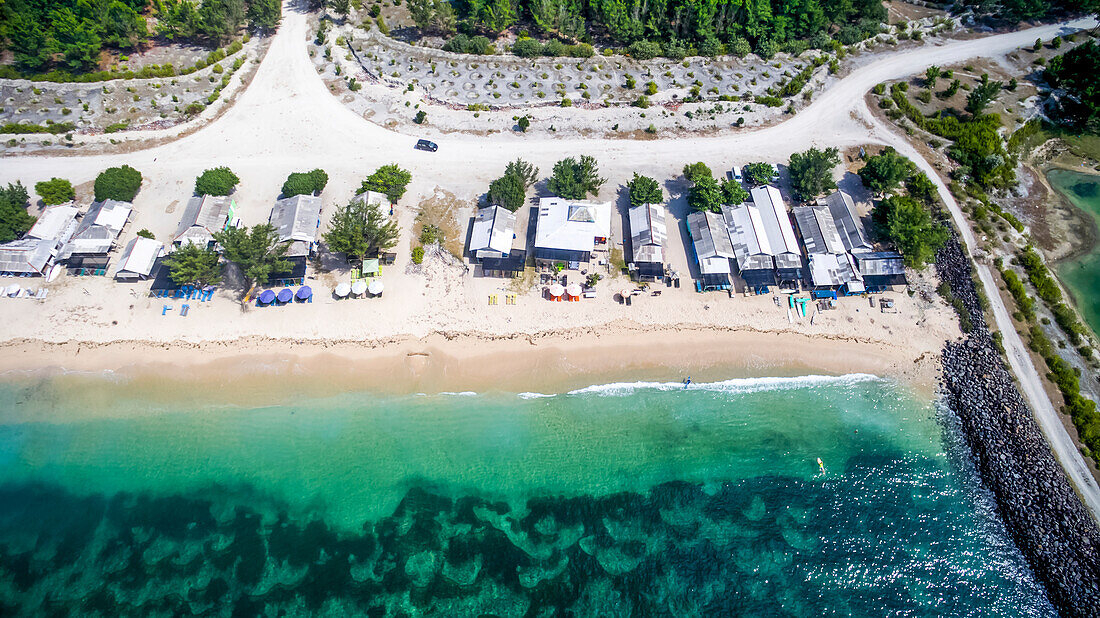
[
  {"xmin": 180, "ymin": 304, "xmax": 190, "ymax": 317},
  {"xmin": 162, "ymin": 305, "xmax": 172, "ymax": 315}
]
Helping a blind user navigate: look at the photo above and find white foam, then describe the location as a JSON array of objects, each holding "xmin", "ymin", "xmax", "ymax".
[
  {"xmin": 517, "ymin": 392, "xmax": 557, "ymax": 399},
  {"xmin": 565, "ymin": 373, "xmax": 882, "ymax": 397},
  {"xmin": 438, "ymin": 391, "xmax": 478, "ymax": 397}
]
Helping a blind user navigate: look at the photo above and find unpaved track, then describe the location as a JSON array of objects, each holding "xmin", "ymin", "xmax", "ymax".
[{"xmin": 1, "ymin": 1, "xmax": 1097, "ymax": 518}]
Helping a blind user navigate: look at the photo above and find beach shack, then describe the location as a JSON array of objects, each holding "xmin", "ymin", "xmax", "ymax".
[
  {"xmin": 532, "ymin": 197, "xmax": 612, "ymax": 269},
  {"xmin": 470, "ymin": 205, "xmax": 524, "ymax": 277},
  {"xmin": 749, "ymin": 186, "xmax": 803, "ymax": 287},
  {"xmin": 115, "ymin": 236, "xmax": 164, "ymax": 281},
  {"xmin": 793, "ymin": 204, "xmax": 863, "ymax": 293},
  {"xmin": 686, "ymin": 210, "xmax": 735, "ymax": 291},
  {"xmin": 268, "ymin": 194, "xmax": 321, "ymax": 285},
  {"xmin": 627, "ymin": 203, "xmax": 667, "ymax": 281},
  {"xmin": 173, "ymin": 195, "xmax": 236, "ymax": 248},
  {"xmin": 821, "ymin": 190, "xmax": 872, "ymax": 253},
  {"xmin": 723, "ymin": 202, "xmax": 776, "ymax": 289},
  {"xmin": 0, "ymin": 204, "xmax": 79, "ymax": 276},
  {"xmin": 853, "ymin": 251, "xmax": 907, "ymax": 290},
  {"xmin": 59, "ymin": 200, "xmax": 133, "ymax": 275}
]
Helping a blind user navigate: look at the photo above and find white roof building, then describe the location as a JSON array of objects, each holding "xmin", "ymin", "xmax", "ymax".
[
  {"xmin": 27, "ymin": 204, "xmax": 79, "ymax": 243},
  {"xmin": 748, "ymin": 186, "xmax": 801, "ymax": 273},
  {"xmin": 533, "ymin": 197, "xmax": 611, "ymax": 263},
  {"xmin": 0, "ymin": 204, "xmax": 79, "ymax": 275},
  {"xmin": 628, "ymin": 203, "xmax": 666, "ymax": 265},
  {"xmin": 354, "ymin": 191, "xmax": 390, "ymax": 207},
  {"xmin": 793, "ymin": 204, "xmax": 864, "ymax": 289},
  {"xmin": 59, "ymin": 200, "xmax": 132, "ymax": 259},
  {"xmin": 115, "ymin": 237, "xmax": 164, "ymax": 280},
  {"xmin": 723, "ymin": 202, "xmax": 775, "ymax": 273},
  {"xmin": 173, "ymin": 195, "xmax": 234, "ymax": 247},
  {"xmin": 269, "ymin": 194, "xmax": 322, "ymax": 257},
  {"xmin": 470, "ymin": 205, "xmax": 516, "ymax": 259}
]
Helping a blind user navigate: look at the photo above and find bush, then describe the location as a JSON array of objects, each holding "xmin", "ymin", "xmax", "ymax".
[
  {"xmin": 633, "ymin": 95, "xmax": 650, "ymax": 108},
  {"xmin": 34, "ymin": 178, "xmax": 74, "ymax": 205},
  {"xmin": 513, "ymin": 38, "xmax": 543, "ymax": 58},
  {"xmin": 281, "ymin": 169, "xmax": 329, "ymax": 197},
  {"xmin": 94, "ymin": 165, "xmax": 142, "ymax": 202},
  {"xmin": 414, "ymin": 110, "xmax": 427, "ymax": 124},
  {"xmin": 137, "ymin": 228, "xmax": 156, "ymax": 239},
  {"xmin": 644, "ymin": 81, "xmax": 657, "ymax": 95},
  {"xmin": 194, "ymin": 166, "xmax": 240, "ymax": 196},
  {"xmin": 1000, "ymin": 268, "xmax": 1036, "ymax": 322},
  {"xmin": 628, "ymin": 40, "xmax": 661, "ymax": 60},
  {"xmin": 411, "ymin": 245, "xmax": 424, "ymax": 264}
]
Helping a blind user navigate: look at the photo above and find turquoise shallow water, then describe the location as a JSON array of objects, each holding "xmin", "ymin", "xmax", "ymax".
[
  {"xmin": 1049, "ymin": 169, "xmax": 1100, "ymax": 338},
  {"xmin": 0, "ymin": 374, "xmax": 1053, "ymax": 616}
]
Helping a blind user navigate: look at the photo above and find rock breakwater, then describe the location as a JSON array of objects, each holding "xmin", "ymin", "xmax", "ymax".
[{"xmin": 936, "ymin": 230, "xmax": 1100, "ymax": 616}]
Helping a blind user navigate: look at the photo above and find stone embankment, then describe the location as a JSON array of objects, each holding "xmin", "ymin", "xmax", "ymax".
[{"xmin": 936, "ymin": 229, "xmax": 1100, "ymax": 617}]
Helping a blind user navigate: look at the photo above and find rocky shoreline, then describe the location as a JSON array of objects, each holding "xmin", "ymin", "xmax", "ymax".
[{"xmin": 936, "ymin": 229, "xmax": 1100, "ymax": 616}]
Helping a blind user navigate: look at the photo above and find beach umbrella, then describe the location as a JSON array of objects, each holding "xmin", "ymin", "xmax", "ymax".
[
  {"xmin": 620, "ymin": 288, "xmax": 632, "ymax": 300},
  {"xmin": 368, "ymin": 280, "xmax": 384, "ymax": 295},
  {"xmin": 4, "ymin": 284, "xmax": 20, "ymax": 297},
  {"xmin": 258, "ymin": 289, "xmax": 276, "ymax": 304},
  {"xmin": 295, "ymin": 286, "xmax": 312, "ymax": 300},
  {"xmin": 566, "ymin": 283, "xmax": 582, "ymax": 298},
  {"xmin": 548, "ymin": 283, "xmax": 564, "ymax": 297},
  {"xmin": 277, "ymin": 288, "xmax": 293, "ymax": 303},
  {"xmin": 334, "ymin": 282, "xmax": 351, "ymax": 298},
  {"xmin": 351, "ymin": 280, "xmax": 367, "ymax": 296}
]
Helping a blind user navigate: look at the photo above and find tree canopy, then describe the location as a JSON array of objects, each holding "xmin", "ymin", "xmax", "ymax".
[
  {"xmin": 744, "ymin": 162, "xmax": 776, "ymax": 186},
  {"xmin": 858, "ymin": 147, "xmax": 915, "ymax": 195},
  {"xmin": 547, "ymin": 156, "xmax": 604, "ymax": 200},
  {"xmin": 359, "ymin": 164, "xmax": 412, "ymax": 203},
  {"xmin": 627, "ymin": 173, "xmax": 662, "ymax": 207},
  {"xmin": 879, "ymin": 194, "xmax": 947, "ymax": 269},
  {"xmin": 164, "ymin": 242, "xmax": 223, "ymax": 287},
  {"xmin": 213, "ymin": 224, "xmax": 291, "ymax": 291},
  {"xmin": 281, "ymin": 169, "xmax": 329, "ymax": 198},
  {"xmin": 682, "ymin": 162, "xmax": 712, "ymax": 184},
  {"xmin": 687, "ymin": 175, "xmax": 722, "ymax": 213},
  {"xmin": 486, "ymin": 159, "xmax": 538, "ymax": 211},
  {"xmin": 195, "ymin": 167, "xmax": 240, "ymax": 196},
  {"xmin": 94, "ymin": 165, "xmax": 142, "ymax": 202},
  {"xmin": 35, "ymin": 178, "xmax": 75, "ymax": 205},
  {"xmin": 720, "ymin": 178, "xmax": 749, "ymax": 205},
  {"xmin": 788, "ymin": 147, "xmax": 839, "ymax": 201},
  {"xmin": 965, "ymin": 74, "xmax": 1003, "ymax": 116},
  {"xmin": 322, "ymin": 199, "xmax": 399, "ymax": 263},
  {"xmin": 1046, "ymin": 40, "xmax": 1100, "ymax": 133},
  {"xmin": 0, "ymin": 182, "xmax": 36, "ymax": 243}
]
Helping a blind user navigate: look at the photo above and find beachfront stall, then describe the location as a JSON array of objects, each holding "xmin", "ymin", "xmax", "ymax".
[
  {"xmin": 173, "ymin": 195, "xmax": 235, "ymax": 248},
  {"xmin": 686, "ymin": 211, "xmax": 735, "ymax": 292},
  {"xmin": 532, "ymin": 197, "xmax": 612, "ymax": 270},
  {"xmin": 59, "ymin": 200, "xmax": 132, "ymax": 275},
  {"xmin": 469, "ymin": 205, "xmax": 517, "ymax": 264},
  {"xmin": 115, "ymin": 237, "xmax": 164, "ymax": 281},
  {"xmin": 0, "ymin": 204, "xmax": 79, "ymax": 277},
  {"xmin": 627, "ymin": 203, "xmax": 667, "ymax": 281}
]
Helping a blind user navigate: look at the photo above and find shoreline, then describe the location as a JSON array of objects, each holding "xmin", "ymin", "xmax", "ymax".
[
  {"xmin": 0, "ymin": 325, "xmax": 942, "ymax": 408},
  {"xmin": 1044, "ymin": 164, "xmax": 1100, "ymax": 267}
]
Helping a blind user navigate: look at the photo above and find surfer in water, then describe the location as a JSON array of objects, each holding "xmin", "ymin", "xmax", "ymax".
[
  {"xmin": 817, "ymin": 457, "xmax": 826, "ymax": 475},
  {"xmin": 683, "ymin": 377, "xmax": 692, "ymax": 389}
]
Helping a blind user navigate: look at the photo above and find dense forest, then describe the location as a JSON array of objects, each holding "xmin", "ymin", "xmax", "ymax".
[{"xmin": 0, "ymin": 0, "xmax": 281, "ymax": 74}]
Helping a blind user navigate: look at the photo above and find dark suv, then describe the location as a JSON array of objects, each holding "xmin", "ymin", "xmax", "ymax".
[{"xmin": 415, "ymin": 139, "xmax": 438, "ymax": 152}]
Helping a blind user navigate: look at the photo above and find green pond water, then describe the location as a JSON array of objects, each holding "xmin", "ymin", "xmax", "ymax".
[
  {"xmin": 0, "ymin": 373, "xmax": 1053, "ymax": 616},
  {"xmin": 1049, "ymin": 168, "xmax": 1100, "ymax": 337}
]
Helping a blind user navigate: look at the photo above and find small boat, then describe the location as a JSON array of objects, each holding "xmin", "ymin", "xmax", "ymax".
[{"xmin": 817, "ymin": 457, "xmax": 826, "ymax": 475}]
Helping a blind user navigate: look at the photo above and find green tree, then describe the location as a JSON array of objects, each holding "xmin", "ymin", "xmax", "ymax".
[
  {"xmin": 248, "ymin": 0, "xmax": 283, "ymax": 30},
  {"xmin": 487, "ymin": 173, "xmax": 526, "ymax": 211},
  {"xmin": 0, "ymin": 183, "xmax": 36, "ymax": 243},
  {"xmin": 627, "ymin": 173, "xmax": 662, "ymax": 207},
  {"xmin": 880, "ymin": 194, "xmax": 947, "ymax": 269},
  {"xmin": 547, "ymin": 155, "xmax": 604, "ymax": 200},
  {"xmin": 137, "ymin": 228, "xmax": 156, "ymax": 239},
  {"xmin": 744, "ymin": 162, "xmax": 776, "ymax": 186},
  {"xmin": 281, "ymin": 169, "xmax": 329, "ymax": 197},
  {"xmin": 504, "ymin": 159, "xmax": 539, "ymax": 187},
  {"xmin": 322, "ymin": 199, "xmax": 399, "ymax": 263},
  {"xmin": 965, "ymin": 74, "xmax": 1003, "ymax": 115},
  {"xmin": 213, "ymin": 224, "xmax": 291, "ymax": 292},
  {"xmin": 682, "ymin": 162, "xmax": 712, "ymax": 183},
  {"xmin": 195, "ymin": 166, "xmax": 240, "ymax": 196},
  {"xmin": 720, "ymin": 178, "xmax": 749, "ymax": 205},
  {"xmin": 788, "ymin": 146, "xmax": 840, "ymax": 200},
  {"xmin": 359, "ymin": 164, "xmax": 412, "ymax": 203},
  {"xmin": 1046, "ymin": 41, "xmax": 1100, "ymax": 132},
  {"xmin": 408, "ymin": 0, "xmax": 456, "ymax": 33},
  {"xmin": 858, "ymin": 147, "xmax": 915, "ymax": 194},
  {"xmin": 7, "ymin": 13, "xmax": 50, "ymax": 72},
  {"xmin": 905, "ymin": 172, "xmax": 937, "ymax": 205},
  {"xmin": 517, "ymin": 115, "xmax": 531, "ymax": 132},
  {"xmin": 34, "ymin": 178, "xmax": 75, "ymax": 205},
  {"xmin": 164, "ymin": 243, "xmax": 223, "ymax": 287},
  {"xmin": 925, "ymin": 65, "xmax": 941, "ymax": 88},
  {"xmin": 94, "ymin": 165, "xmax": 143, "ymax": 202},
  {"xmin": 104, "ymin": 0, "xmax": 148, "ymax": 50},
  {"xmin": 48, "ymin": 7, "xmax": 102, "ymax": 71},
  {"xmin": 330, "ymin": 0, "xmax": 352, "ymax": 20},
  {"xmin": 687, "ymin": 175, "xmax": 722, "ymax": 213}
]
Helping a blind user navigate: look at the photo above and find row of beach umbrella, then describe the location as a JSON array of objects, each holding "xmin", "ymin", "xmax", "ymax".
[
  {"xmin": 547, "ymin": 283, "xmax": 583, "ymax": 299},
  {"xmin": 334, "ymin": 279, "xmax": 383, "ymax": 298},
  {"xmin": 256, "ymin": 286, "xmax": 312, "ymax": 305}
]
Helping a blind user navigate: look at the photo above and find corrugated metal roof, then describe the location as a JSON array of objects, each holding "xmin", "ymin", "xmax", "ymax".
[
  {"xmin": 0, "ymin": 239, "xmax": 53, "ymax": 274},
  {"xmin": 808, "ymin": 252, "xmax": 861, "ymax": 287},
  {"xmin": 822, "ymin": 191, "xmax": 872, "ymax": 253},
  {"xmin": 27, "ymin": 205, "xmax": 78, "ymax": 243},
  {"xmin": 59, "ymin": 200, "xmax": 132, "ymax": 259},
  {"xmin": 750, "ymin": 186, "xmax": 799, "ymax": 256},
  {"xmin": 793, "ymin": 205, "xmax": 845, "ymax": 255},
  {"xmin": 855, "ymin": 251, "xmax": 906, "ymax": 276},
  {"xmin": 174, "ymin": 195, "xmax": 231, "ymax": 245},
  {"xmin": 628, "ymin": 204, "xmax": 666, "ymax": 264},
  {"xmin": 353, "ymin": 191, "xmax": 389, "ymax": 207},
  {"xmin": 470, "ymin": 205, "xmax": 516, "ymax": 257},
  {"xmin": 270, "ymin": 195, "xmax": 322, "ymax": 246},
  {"xmin": 534, "ymin": 197, "xmax": 611, "ymax": 253},
  {"xmin": 116, "ymin": 237, "xmax": 163, "ymax": 278},
  {"xmin": 688, "ymin": 210, "xmax": 736, "ymax": 275}
]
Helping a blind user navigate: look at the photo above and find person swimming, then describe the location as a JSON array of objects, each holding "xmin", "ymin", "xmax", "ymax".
[{"xmin": 683, "ymin": 377, "xmax": 692, "ymax": 389}]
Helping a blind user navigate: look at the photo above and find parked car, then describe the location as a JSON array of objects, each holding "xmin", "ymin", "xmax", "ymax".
[
  {"xmin": 770, "ymin": 168, "xmax": 780, "ymax": 183},
  {"xmin": 415, "ymin": 139, "xmax": 438, "ymax": 152},
  {"xmin": 732, "ymin": 166, "xmax": 744, "ymax": 183}
]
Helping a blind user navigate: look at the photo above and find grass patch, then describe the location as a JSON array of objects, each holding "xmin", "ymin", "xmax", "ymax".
[{"xmin": 414, "ymin": 190, "xmax": 464, "ymax": 259}]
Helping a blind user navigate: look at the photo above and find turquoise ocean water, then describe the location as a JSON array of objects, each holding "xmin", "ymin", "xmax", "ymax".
[
  {"xmin": 0, "ymin": 373, "xmax": 1053, "ymax": 616},
  {"xmin": 1049, "ymin": 169, "xmax": 1100, "ymax": 338}
]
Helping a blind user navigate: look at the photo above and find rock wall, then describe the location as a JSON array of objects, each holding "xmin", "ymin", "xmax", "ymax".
[{"xmin": 936, "ymin": 229, "xmax": 1100, "ymax": 616}]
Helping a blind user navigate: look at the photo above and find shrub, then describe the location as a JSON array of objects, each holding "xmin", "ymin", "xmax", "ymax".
[
  {"xmin": 644, "ymin": 81, "xmax": 657, "ymax": 95},
  {"xmin": 513, "ymin": 39, "xmax": 543, "ymax": 58},
  {"xmin": 194, "ymin": 167, "xmax": 240, "ymax": 196},
  {"xmin": 411, "ymin": 245, "xmax": 424, "ymax": 264},
  {"xmin": 94, "ymin": 165, "xmax": 142, "ymax": 202},
  {"xmin": 35, "ymin": 178, "xmax": 75, "ymax": 205},
  {"xmin": 633, "ymin": 95, "xmax": 650, "ymax": 108},
  {"xmin": 628, "ymin": 40, "xmax": 661, "ymax": 60},
  {"xmin": 414, "ymin": 110, "xmax": 427, "ymax": 123},
  {"xmin": 281, "ymin": 169, "xmax": 329, "ymax": 197},
  {"xmin": 137, "ymin": 228, "xmax": 156, "ymax": 239}
]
